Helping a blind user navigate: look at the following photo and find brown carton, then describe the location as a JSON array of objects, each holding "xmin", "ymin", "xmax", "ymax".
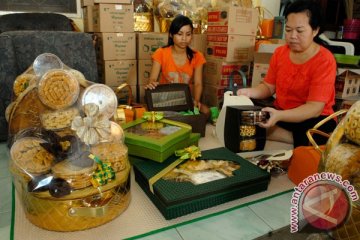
[
  {"xmin": 206, "ymin": 34, "xmax": 255, "ymax": 62},
  {"xmin": 207, "ymin": 7, "xmax": 259, "ymax": 36},
  {"xmin": 203, "ymin": 59, "xmax": 251, "ymax": 87},
  {"xmin": 81, "ymin": 0, "xmax": 94, "ymax": 7},
  {"xmin": 83, "ymin": 6, "xmax": 94, "ymax": 32},
  {"xmin": 95, "ymin": 32, "xmax": 136, "ymax": 60},
  {"xmin": 202, "ymin": 84, "xmax": 226, "ymax": 108},
  {"xmin": 137, "ymin": 32, "xmax": 168, "ymax": 60},
  {"xmin": 98, "ymin": 59, "xmax": 137, "ymax": 86},
  {"xmin": 93, "ymin": 4, "xmax": 134, "ymax": 32},
  {"xmin": 190, "ymin": 33, "xmax": 207, "ymax": 55},
  {"xmin": 94, "ymin": 0, "xmax": 133, "ymax": 3},
  {"xmin": 252, "ymin": 52, "xmax": 272, "ymax": 87}
]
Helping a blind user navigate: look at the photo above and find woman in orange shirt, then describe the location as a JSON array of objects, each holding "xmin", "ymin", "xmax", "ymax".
[
  {"xmin": 237, "ymin": 0, "xmax": 337, "ymax": 147},
  {"xmin": 145, "ymin": 15, "xmax": 209, "ymax": 117}
]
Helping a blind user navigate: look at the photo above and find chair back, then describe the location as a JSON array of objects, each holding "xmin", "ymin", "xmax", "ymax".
[{"xmin": 0, "ymin": 30, "xmax": 99, "ymax": 141}]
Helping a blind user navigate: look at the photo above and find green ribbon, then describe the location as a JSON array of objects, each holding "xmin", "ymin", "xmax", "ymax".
[
  {"xmin": 89, "ymin": 154, "xmax": 116, "ymax": 187},
  {"xmin": 142, "ymin": 111, "xmax": 164, "ymax": 122},
  {"xmin": 148, "ymin": 145, "xmax": 201, "ymax": 193}
]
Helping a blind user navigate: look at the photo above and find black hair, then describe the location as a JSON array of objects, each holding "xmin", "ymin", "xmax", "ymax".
[
  {"xmin": 164, "ymin": 14, "xmax": 195, "ymax": 63},
  {"xmin": 284, "ymin": 0, "xmax": 324, "ymax": 44}
]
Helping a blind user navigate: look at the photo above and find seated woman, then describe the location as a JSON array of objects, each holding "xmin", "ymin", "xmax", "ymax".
[
  {"xmin": 145, "ymin": 14, "xmax": 210, "ymax": 119},
  {"xmin": 237, "ymin": 0, "xmax": 337, "ymax": 147}
]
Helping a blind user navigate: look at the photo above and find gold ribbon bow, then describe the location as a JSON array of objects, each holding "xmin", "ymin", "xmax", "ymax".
[
  {"xmin": 148, "ymin": 145, "xmax": 201, "ymax": 193},
  {"xmin": 142, "ymin": 111, "xmax": 164, "ymax": 122},
  {"xmin": 89, "ymin": 154, "xmax": 116, "ymax": 188}
]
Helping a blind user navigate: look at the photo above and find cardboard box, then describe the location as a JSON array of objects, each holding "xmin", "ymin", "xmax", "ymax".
[
  {"xmin": 335, "ymin": 69, "xmax": 360, "ymax": 99},
  {"xmin": 132, "ymin": 147, "xmax": 270, "ymax": 219},
  {"xmin": 121, "ymin": 118, "xmax": 192, "ymax": 162},
  {"xmin": 98, "ymin": 59, "xmax": 137, "ymax": 86},
  {"xmin": 207, "ymin": 7, "xmax": 259, "ymax": 36},
  {"xmin": 93, "ymin": 4, "xmax": 134, "ymax": 33},
  {"xmin": 83, "ymin": 6, "xmax": 94, "ymax": 32},
  {"xmin": 202, "ymin": 84, "xmax": 226, "ymax": 108},
  {"xmin": 252, "ymin": 52, "xmax": 272, "ymax": 87},
  {"xmin": 81, "ymin": 0, "xmax": 94, "ymax": 7},
  {"xmin": 206, "ymin": 34, "xmax": 255, "ymax": 62},
  {"xmin": 138, "ymin": 84, "xmax": 146, "ymax": 103},
  {"xmin": 94, "ymin": 0, "xmax": 133, "ymax": 3},
  {"xmin": 95, "ymin": 32, "xmax": 136, "ymax": 60},
  {"xmin": 204, "ymin": 59, "xmax": 251, "ymax": 87},
  {"xmin": 137, "ymin": 32, "xmax": 168, "ymax": 60},
  {"xmin": 190, "ymin": 33, "xmax": 207, "ymax": 55}
]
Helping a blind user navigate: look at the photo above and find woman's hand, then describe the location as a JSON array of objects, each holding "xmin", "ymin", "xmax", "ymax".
[
  {"xmin": 193, "ymin": 100, "xmax": 201, "ymax": 110},
  {"xmin": 258, "ymin": 107, "xmax": 280, "ymax": 128},
  {"xmin": 144, "ymin": 81, "xmax": 159, "ymax": 90},
  {"xmin": 237, "ymin": 88, "xmax": 252, "ymax": 97}
]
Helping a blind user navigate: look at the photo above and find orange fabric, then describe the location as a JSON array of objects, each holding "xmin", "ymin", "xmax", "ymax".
[
  {"xmin": 287, "ymin": 145, "xmax": 325, "ymax": 185},
  {"xmin": 152, "ymin": 46, "xmax": 206, "ymax": 85},
  {"xmin": 265, "ymin": 45, "xmax": 336, "ymax": 116}
]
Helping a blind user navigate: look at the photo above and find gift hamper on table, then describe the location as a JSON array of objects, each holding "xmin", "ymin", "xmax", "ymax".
[
  {"xmin": 144, "ymin": 83, "xmax": 208, "ymax": 137},
  {"xmin": 121, "ymin": 113, "xmax": 200, "ymax": 163},
  {"xmin": 131, "ymin": 146, "xmax": 271, "ymax": 220},
  {"xmin": 7, "ymin": 53, "xmax": 131, "ymax": 231},
  {"xmin": 307, "ymin": 101, "xmax": 360, "ymax": 239}
]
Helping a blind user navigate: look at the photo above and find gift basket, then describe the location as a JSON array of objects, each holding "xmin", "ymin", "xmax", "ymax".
[
  {"xmin": 6, "ymin": 53, "xmax": 131, "ymax": 231},
  {"xmin": 307, "ymin": 101, "xmax": 360, "ymax": 238}
]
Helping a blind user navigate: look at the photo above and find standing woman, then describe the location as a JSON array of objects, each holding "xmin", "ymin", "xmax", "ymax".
[
  {"xmin": 237, "ymin": 0, "xmax": 337, "ymax": 147},
  {"xmin": 145, "ymin": 14, "xmax": 209, "ymax": 117}
]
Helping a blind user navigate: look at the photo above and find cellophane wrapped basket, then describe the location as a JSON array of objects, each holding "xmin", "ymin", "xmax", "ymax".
[
  {"xmin": 309, "ymin": 101, "xmax": 360, "ymax": 239},
  {"xmin": 6, "ymin": 53, "xmax": 131, "ymax": 231}
]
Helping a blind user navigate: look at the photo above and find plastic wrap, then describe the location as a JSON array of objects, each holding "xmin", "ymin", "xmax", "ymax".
[{"xmin": 7, "ymin": 53, "xmax": 131, "ymax": 231}]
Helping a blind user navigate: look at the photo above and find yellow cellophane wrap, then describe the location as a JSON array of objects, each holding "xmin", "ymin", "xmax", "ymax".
[
  {"xmin": 12, "ymin": 161, "xmax": 131, "ymax": 232},
  {"xmin": 134, "ymin": 12, "xmax": 154, "ymax": 32}
]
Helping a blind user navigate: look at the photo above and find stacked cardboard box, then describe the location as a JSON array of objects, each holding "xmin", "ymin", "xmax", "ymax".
[
  {"xmin": 136, "ymin": 32, "xmax": 167, "ymax": 102},
  {"xmin": 203, "ymin": 6, "xmax": 258, "ymax": 108},
  {"xmin": 89, "ymin": 1, "xmax": 137, "ymax": 101}
]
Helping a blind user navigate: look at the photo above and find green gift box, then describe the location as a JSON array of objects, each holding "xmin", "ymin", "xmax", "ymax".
[
  {"xmin": 122, "ymin": 118, "xmax": 193, "ymax": 162},
  {"xmin": 131, "ymin": 147, "xmax": 271, "ymax": 220}
]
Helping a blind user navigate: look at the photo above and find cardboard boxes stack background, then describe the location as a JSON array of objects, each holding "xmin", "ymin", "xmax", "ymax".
[
  {"xmin": 202, "ymin": 7, "xmax": 259, "ymax": 108},
  {"xmin": 82, "ymin": 0, "xmax": 137, "ymax": 102},
  {"xmin": 81, "ymin": 2, "xmax": 262, "ymax": 108}
]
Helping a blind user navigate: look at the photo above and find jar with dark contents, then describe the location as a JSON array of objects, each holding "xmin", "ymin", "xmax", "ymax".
[{"xmin": 239, "ymin": 111, "xmax": 268, "ymax": 151}]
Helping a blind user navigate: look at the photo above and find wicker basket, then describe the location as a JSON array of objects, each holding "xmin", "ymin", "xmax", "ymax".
[
  {"xmin": 12, "ymin": 161, "xmax": 131, "ymax": 232},
  {"xmin": 307, "ymin": 101, "xmax": 360, "ymax": 238}
]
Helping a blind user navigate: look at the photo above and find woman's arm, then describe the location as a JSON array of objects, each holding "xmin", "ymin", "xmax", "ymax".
[
  {"xmin": 145, "ymin": 61, "xmax": 162, "ymax": 89},
  {"xmin": 192, "ymin": 64, "xmax": 204, "ymax": 108},
  {"xmin": 237, "ymin": 82, "xmax": 275, "ymax": 99}
]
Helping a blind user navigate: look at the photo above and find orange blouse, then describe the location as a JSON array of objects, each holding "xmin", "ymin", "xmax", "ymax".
[
  {"xmin": 152, "ymin": 46, "xmax": 206, "ymax": 85},
  {"xmin": 265, "ymin": 45, "xmax": 336, "ymax": 115}
]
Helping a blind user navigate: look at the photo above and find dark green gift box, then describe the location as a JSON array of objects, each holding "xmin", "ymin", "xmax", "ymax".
[
  {"xmin": 131, "ymin": 147, "xmax": 271, "ymax": 220},
  {"xmin": 122, "ymin": 118, "xmax": 193, "ymax": 163}
]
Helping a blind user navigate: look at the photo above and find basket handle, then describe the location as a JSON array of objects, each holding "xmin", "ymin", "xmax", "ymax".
[
  {"xmin": 306, "ymin": 109, "xmax": 348, "ymax": 154},
  {"xmin": 115, "ymin": 83, "xmax": 133, "ymax": 106}
]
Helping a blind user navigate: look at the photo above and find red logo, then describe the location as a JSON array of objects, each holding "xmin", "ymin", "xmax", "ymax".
[{"xmin": 301, "ymin": 182, "xmax": 350, "ymax": 230}]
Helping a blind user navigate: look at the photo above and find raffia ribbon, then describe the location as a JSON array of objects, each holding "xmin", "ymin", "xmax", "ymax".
[
  {"xmin": 148, "ymin": 145, "xmax": 201, "ymax": 193},
  {"xmin": 89, "ymin": 154, "xmax": 116, "ymax": 187},
  {"xmin": 142, "ymin": 111, "xmax": 164, "ymax": 122}
]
